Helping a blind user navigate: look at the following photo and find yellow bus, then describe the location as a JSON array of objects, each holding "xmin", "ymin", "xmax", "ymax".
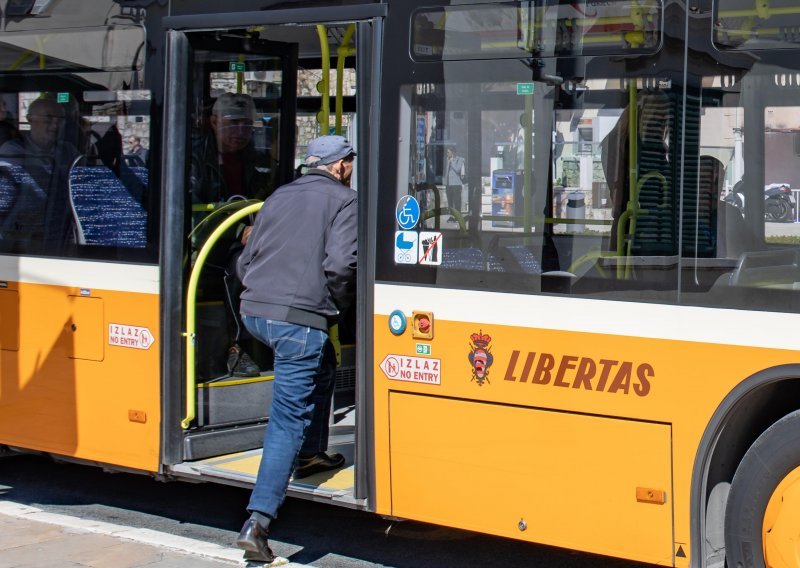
[{"xmin": 1, "ymin": 1, "xmax": 799, "ymax": 566}]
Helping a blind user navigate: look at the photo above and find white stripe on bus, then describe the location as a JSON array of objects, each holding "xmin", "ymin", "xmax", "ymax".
[
  {"xmin": 375, "ymin": 283, "xmax": 800, "ymax": 351},
  {"xmin": 0, "ymin": 255, "xmax": 159, "ymax": 295}
]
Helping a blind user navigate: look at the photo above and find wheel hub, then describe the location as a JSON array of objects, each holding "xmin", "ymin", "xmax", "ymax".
[{"xmin": 763, "ymin": 465, "xmax": 800, "ymax": 567}]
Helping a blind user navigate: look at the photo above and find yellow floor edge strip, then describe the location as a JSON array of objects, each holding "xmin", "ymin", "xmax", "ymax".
[{"xmin": 195, "ymin": 451, "xmax": 355, "ymax": 492}]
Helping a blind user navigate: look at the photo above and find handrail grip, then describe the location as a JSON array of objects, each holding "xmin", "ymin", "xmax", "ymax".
[
  {"xmin": 317, "ymin": 25, "xmax": 330, "ymax": 129},
  {"xmin": 181, "ymin": 202, "xmax": 263, "ymax": 429}
]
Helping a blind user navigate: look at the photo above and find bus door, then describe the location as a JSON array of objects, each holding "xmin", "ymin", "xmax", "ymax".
[{"xmin": 161, "ymin": 9, "xmax": 378, "ymax": 509}]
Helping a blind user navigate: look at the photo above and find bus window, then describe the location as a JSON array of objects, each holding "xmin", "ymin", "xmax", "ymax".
[
  {"xmin": 391, "ymin": 74, "xmax": 682, "ymax": 302},
  {"xmin": 411, "ymin": 0, "xmax": 662, "ymax": 61},
  {"xmin": 715, "ymin": 0, "xmax": 800, "ymax": 50},
  {"xmin": 0, "ymin": 21, "xmax": 155, "ymax": 260},
  {"xmin": 295, "ymin": 64, "xmax": 357, "ymax": 184},
  {"xmin": 680, "ymin": 66, "xmax": 800, "ymax": 313}
]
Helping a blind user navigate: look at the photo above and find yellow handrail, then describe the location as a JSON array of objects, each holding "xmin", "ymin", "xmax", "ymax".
[
  {"xmin": 316, "ymin": 25, "xmax": 330, "ymax": 131},
  {"xmin": 181, "ymin": 202, "xmax": 263, "ymax": 429},
  {"xmin": 188, "ymin": 199, "xmax": 259, "ymax": 241},
  {"xmin": 236, "ymin": 53, "xmax": 245, "ymax": 94},
  {"xmin": 617, "ymin": 171, "xmax": 667, "ymax": 278},
  {"xmin": 335, "ymin": 24, "xmax": 356, "ymax": 135}
]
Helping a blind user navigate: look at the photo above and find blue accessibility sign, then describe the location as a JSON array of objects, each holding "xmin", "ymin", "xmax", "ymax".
[{"xmin": 395, "ymin": 195, "xmax": 421, "ymax": 230}]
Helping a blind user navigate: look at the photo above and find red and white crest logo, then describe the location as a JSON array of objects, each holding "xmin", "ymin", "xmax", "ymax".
[{"xmin": 468, "ymin": 331, "xmax": 494, "ymax": 386}]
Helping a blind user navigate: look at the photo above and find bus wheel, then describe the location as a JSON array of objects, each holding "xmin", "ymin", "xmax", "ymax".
[{"xmin": 725, "ymin": 410, "xmax": 800, "ymax": 568}]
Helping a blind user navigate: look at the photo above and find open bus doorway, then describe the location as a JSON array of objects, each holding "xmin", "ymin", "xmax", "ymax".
[{"xmin": 169, "ymin": 19, "xmax": 363, "ymax": 508}]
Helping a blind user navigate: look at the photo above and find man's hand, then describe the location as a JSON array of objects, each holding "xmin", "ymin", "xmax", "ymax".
[{"xmin": 241, "ymin": 225, "xmax": 253, "ymax": 245}]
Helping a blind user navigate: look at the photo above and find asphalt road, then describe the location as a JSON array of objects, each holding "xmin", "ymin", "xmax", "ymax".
[{"xmin": 0, "ymin": 454, "xmax": 656, "ymax": 568}]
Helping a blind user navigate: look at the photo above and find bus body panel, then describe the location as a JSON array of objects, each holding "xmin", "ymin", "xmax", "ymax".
[
  {"xmin": 388, "ymin": 392, "xmax": 674, "ymax": 564},
  {"xmin": 373, "ymin": 283, "xmax": 800, "ymax": 564},
  {"xmin": 0, "ymin": 261, "xmax": 161, "ymax": 472}
]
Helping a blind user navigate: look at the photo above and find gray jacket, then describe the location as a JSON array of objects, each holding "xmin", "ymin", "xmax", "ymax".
[{"xmin": 237, "ymin": 169, "xmax": 357, "ymax": 331}]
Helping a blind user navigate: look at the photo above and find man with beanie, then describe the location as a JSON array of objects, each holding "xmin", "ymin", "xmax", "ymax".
[{"xmin": 235, "ymin": 135, "xmax": 357, "ymax": 565}]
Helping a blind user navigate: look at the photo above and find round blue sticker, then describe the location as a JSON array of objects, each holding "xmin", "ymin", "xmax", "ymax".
[
  {"xmin": 395, "ymin": 195, "xmax": 420, "ymax": 230},
  {"xmin": 388, "ymin": 309, "xmax": 407, "ymax": 335}
]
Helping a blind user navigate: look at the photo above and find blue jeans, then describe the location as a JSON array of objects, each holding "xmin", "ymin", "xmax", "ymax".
[{"xmin": 241, "ymin": 315, "xmax": 336, "ymax": 518}]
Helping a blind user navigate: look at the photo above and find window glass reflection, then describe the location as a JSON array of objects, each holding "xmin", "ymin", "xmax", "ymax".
[{"xmin": 0, "ymin": 89, "xmax": 152, "ymax": 254}]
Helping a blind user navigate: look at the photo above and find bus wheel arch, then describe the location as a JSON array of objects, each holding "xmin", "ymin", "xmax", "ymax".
[{"xmin": 693, "ymin": 366, "xmax": 800, "ymax": 567}]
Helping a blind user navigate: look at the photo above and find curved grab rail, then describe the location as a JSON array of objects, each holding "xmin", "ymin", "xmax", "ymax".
[
  {"xmin": 616, "ymin": 169, "xmax": 665, "ymax": 278},
  {"xmin": 413, "ymin": 183, "xmax": 441, "ymax": 230},
  {"xmin": 421, "ymin": 207, "xmax": 467, "ymax": 233},
  {"xmin": 188, "ymin": 198, "xmax": 259, "ymax": 241},
  {"xmin": 182, "ymin": 202, "xmax": 263, "ymax": 429}
]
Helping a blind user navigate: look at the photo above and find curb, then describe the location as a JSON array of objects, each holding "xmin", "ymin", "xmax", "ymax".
[{"xmin": 0, "ymin": 500, "xmax": 302, "ymax": 567}]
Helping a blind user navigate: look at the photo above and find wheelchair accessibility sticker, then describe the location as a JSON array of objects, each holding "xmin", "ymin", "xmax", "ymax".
[
  {"xmin": 395, "ymin": 195, "xmax": 420, "ymax": 229},
  {"xmin": 395, "ymin": 231, "xmax": 418, "ymax": 264}
]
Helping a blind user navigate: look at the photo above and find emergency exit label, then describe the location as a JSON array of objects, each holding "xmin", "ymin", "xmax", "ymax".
[
  {"xmin": 229, "ymin": 62, "xmax": 245, "ymax": 72},
  {"xmin": 108, "ymin": 323, "xmax": 155, "ymax": 350},
  {"xmin": 380, "ymin": 354, "xmax": 441, "ymax": 384}
]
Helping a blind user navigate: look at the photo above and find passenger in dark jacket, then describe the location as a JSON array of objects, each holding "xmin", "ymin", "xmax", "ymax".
[
  {"xmin": 0, "ymin": 97, "xmax": 78, "ymax": 253},
  {"xmin": 190, "ymin": 93, "xmax": 278, "ymax": 376},
  {"xmin": 235, "ymin": 135, "xmax": 357, "ymax": 566}
]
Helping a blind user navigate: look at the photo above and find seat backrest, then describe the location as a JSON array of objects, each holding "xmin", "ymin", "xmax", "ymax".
[
  {"xmin": 69, "ymin": 165, "xmax": 147, "ymax": 248},
  {"xmin": 730, "ymin": 248, "xmax": 800, "ymax": 287},
  {"xmin": 485, "ymin": 244, "xmax": 543, "ymax": 274},
  {"xmin": 441, "ymin": 247, "xmax": 484, "ymax": 271},
  {"xmin": 681, "ymin": 155, "xmax": 723, "ymax": 257},
  {"xmin": 0, "ymin": 163, "xmax": 48, "ymax": 243}
]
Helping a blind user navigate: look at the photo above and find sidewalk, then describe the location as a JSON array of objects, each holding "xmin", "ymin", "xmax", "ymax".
[{"xmin": 0, "ymin": 501, "xmax": 299, "ymax": 568}]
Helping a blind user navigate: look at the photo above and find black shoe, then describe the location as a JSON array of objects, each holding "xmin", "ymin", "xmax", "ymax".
[
  {"xmin": 237, "ymin": 514, "xmax": 275, "ymax": 564},
  {"xmin": 294, "ymin": 452, "xmax": 345, "ymax": 479},
  {"xmin": 227, "ymin": 347, "xmax": 261, "ymax": 377}
]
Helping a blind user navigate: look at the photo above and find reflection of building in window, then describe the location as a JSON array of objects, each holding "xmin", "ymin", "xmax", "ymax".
[{"xmin": 764, "ymin": 107, "xmax": 800, "ymax": 189}]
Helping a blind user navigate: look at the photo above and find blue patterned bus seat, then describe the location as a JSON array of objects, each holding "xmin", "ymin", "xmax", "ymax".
[
  {"xmin": 0, "ymin": 163, "xmax": 48, "ymax": 240},
  {"xmin": 486, "ymin": 245, "xmax": 543, "ymax": 274},
  {"xmin": 69, "ymin": 165, "xmax": 147, "ymax": 248},
  {"xmin": 441, "ymin": 247, "xmax": 484, "ymax": 271}
]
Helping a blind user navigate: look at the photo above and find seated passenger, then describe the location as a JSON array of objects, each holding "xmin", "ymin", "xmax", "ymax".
[
  {"xmin": 190, "ymin": 93, "xmax": 277, "ymax": 376},
  {"xmin": 0, "ymin": 96, "xmax": 79, "ymax": 252}
]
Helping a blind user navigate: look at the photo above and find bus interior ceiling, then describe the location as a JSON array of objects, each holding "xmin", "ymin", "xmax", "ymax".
[{"xmin": 178, "ymin": 21, "xmax": 358, "ymax": 499}]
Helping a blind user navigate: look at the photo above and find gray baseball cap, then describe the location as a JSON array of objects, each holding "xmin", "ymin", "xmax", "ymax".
[
  {"xmin": 306, "ymin": 135, "xmax": 357, "ymax": 166},
  {"xmin": 212, "ymin": 93, "xmax": 256, "ymax": 121}
]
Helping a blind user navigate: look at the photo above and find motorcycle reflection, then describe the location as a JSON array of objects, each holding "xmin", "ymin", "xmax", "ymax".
[{"xmin": 723, "ymin": 182, "xmax": 796, "ymax": 223}]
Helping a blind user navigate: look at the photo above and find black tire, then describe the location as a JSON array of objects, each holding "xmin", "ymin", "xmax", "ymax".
[
  {"xmin": 777, "ymin": 199, "xmax": 794, "ymax": 222},
  {"xmin": 765, "ymin": 198, "xmax": 793, "ymax": 223},
  {"xmin": 725, "ymin": 410, "xmax": 800, "ymax": 568}
]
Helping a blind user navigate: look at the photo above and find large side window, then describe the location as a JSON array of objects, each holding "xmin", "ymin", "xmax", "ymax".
[
  {"xmin": 0, "ymin": 17, "xmax": 155, "ymax": 260},
  {"xmin": 674, "ymin": 0, "xmax": 800, "ymax": 313},
  {"xmin": 680, "ymin": 72, "xmax": 800, "ymax": 313},
  {"xmin": 379, "ymin": 0, "xmax": 800, "ymax": 314},
  {"xmin": 390, "ymin": 76, "xmax": 681, "ymax": 303}
]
